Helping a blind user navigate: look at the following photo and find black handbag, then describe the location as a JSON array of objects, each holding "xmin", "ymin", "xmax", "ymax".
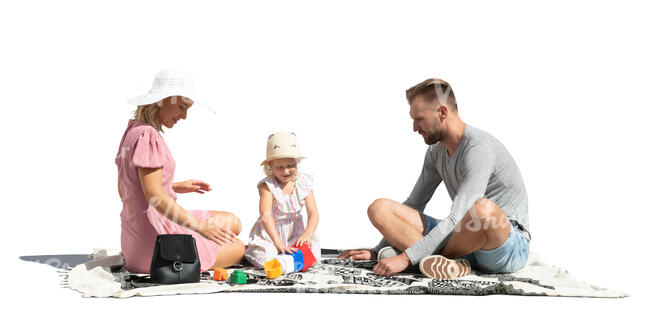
[{"xmin": 150, "ymin": 234, "xmax": 201, "ymax": 284}]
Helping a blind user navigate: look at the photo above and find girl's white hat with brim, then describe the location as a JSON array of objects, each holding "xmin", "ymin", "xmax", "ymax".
[
  {"xmin": 261, "ymin": 131, "xmax": 307, "ymax": 165},
  {"xmin": 127, "ymin": 69, "xmax": 214, "ymax": 113}
]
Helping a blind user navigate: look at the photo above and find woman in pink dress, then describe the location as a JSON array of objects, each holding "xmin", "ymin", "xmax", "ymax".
[{"xmin": 115, "ymin": 69, "xmax": 245, "ymax": 273}]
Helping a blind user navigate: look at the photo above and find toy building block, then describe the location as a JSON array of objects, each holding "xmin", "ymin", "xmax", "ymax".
[
  {"xmin": 263, "ymin": 259, "xmax": 282, "ymax": 279},
  {"xmin": 276, "ymin": 254, "xmax": 295, "ymax": 274},
  {"xmin": 229, "ymin": 269, "xmax": 247, "ymax": 284},
  {"xmin": 212, "ymin": 267, "xmax": 229, "ymax": 281},
  {"xmin": 293, "ymin": 243, "xmax": 317, "ymax": 272},
  {"xmin": 290, "ymin": 250, "xmax": 304, "ymax": 272}
]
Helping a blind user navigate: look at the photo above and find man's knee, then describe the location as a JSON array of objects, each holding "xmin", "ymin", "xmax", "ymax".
[
  {"xmin": 461, "ymin": 198, "xmax": 508, "ymax": 232},
  {"xmin": 470, "ymin": 198, "xmax": 497, "ymax": 219},
  {"xmin": 367, "ymin": 198, "xmax": 393, "ymax": 227}
]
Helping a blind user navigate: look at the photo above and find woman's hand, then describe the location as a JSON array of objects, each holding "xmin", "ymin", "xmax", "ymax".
[
  {"xmin": 198, "ymin": 214, "xmax": 236, "ymax": 246},
  {"xmin": 274, "ymin": 242, "xmax": 298, "ymax": 255},
  {"xmin": 172, "ymin": 179, "xmax": 212, "ymax": 194},
  {"xmin": 295, "ymin": 233, "xmax": 312, "ymax": 247}
]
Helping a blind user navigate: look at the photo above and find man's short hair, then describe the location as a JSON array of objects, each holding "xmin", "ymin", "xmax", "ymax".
[{"xmin": 406, "ymin": 78, "xmax": 458, "ymax": 112}]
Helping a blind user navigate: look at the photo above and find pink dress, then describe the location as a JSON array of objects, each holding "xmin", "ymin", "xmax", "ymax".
[{"xmin": 115, "ymin": 119, "xmax": 218, "ymax": 273}]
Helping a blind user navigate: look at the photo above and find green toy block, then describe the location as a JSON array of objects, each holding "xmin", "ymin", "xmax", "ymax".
[{"xmin": 229, "ymin": 269, "xmax": 247, "ymax": 284}]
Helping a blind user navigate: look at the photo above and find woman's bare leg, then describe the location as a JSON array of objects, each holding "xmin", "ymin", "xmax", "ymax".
[
  {"xmin": 208, "ymin": 211, "xmax": 245, "ymax": 268},
  {"xmin": 211, "ymin": 239, "xmax": 245, "ymax": 268},
  {"xmin": 209, "ymin": 210, "xmax": 242, "ymax": 235}
]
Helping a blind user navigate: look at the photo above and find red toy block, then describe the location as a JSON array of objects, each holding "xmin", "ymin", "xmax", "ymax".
[
  {"xmin": 213, "ymin": 268, "xmax": 229, "ymax": 281},
  {"xmin": 292, "ymin": 243, "xmax": 317, "ymax": 272}
]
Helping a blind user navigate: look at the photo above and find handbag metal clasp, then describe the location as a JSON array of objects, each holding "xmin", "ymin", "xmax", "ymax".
[{"xmin": 172, "ymin": 261, "xmax": 183, "ymax": 272}]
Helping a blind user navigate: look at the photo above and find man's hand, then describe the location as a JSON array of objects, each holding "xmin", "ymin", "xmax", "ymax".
[
  {"xmin": 373, "ymin": 253, "xmax": 410, "ymax": 276},
  {"xmin": 338, "ymin": 249, "xmax": 377, "ymax": 260},
  {"xmin": 172, "ymin": 179, "xmax": 212, "ymax": 194}
]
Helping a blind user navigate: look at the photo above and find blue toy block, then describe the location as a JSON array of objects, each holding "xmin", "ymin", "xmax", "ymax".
[{"xmin": 291, "ymin": 250, "xmax": 304, "ymax": 272}]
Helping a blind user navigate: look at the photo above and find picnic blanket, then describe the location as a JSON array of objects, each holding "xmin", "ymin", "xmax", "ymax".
[{"xmin": 61, "ymin": 248, "xmax": 626, "ymax": 298}]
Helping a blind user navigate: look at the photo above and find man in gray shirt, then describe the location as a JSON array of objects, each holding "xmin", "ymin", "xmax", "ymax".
[{"xmin": 340, "ymin": 79, "xmax": 531, "ymax": 279}]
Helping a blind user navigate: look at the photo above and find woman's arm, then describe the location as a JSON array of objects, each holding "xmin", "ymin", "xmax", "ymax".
[
  {"xmin": 137, "ymin": 167, "xmax": 235, "ymax": 245},
  {"xmin": 259, "ymin": 183, "xmax": 296, "ymax": 253},
  {"xmin": 118, "ymin": 179, "xmax": 123, "ymax": 199}
]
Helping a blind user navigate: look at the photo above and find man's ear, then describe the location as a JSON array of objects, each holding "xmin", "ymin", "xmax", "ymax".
[{"xmin": 438, "ymin": 105, "xmax": 448, "ymax": 119}]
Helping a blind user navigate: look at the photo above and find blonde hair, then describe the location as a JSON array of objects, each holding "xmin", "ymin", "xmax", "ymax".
[
  {"xmin": 263, "ymin": 159, "xmax": 301, "ymax": 178},
  {"xmin": 405, "ymin": 78, "xmax": 458, "ymax": 112},
  {"xmin": 133, "ymin": 103, "xmax": 164, "ymax": 132}
]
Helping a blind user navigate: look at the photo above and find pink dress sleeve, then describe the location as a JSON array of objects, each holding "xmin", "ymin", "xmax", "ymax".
[{"xmin": 132, "ymin": 129, "xmax": 167, "ymax": 168}]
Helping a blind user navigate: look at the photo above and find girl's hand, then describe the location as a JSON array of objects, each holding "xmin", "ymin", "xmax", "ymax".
[
  {"xmin": 295, "ymin": 233, "xmax": 312, "ymax": 247},
  {"xmin": 173, "ymin": 179, "xmax": 212, "ymax": 194},
  {"xmin": 274, "ymin": 242, "xmax": 297, "ymax": 255}
]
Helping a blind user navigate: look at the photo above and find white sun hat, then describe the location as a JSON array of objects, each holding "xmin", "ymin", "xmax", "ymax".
[
  {"xmin": 261, "ymin": 131, "xmax": 308, "ymax": 165},
  {"xmin": 127, "ymin": 69, "xmax": 213, "ymax": 113}
]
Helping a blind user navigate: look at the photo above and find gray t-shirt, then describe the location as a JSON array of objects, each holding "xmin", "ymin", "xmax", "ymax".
[{"xmin": 374, "ymin": 124, "xmax": 530, "ymax": 264}]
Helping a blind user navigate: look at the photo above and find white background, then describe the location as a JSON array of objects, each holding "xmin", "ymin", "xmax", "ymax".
[{"xmin": 1, "ymin": 0, "xmax": 648, "ymax": 332}]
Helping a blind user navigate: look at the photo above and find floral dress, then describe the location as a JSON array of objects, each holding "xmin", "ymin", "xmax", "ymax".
[{"xmin": 244, "ymin": 172, "xmax": 321, "ymax": 268}]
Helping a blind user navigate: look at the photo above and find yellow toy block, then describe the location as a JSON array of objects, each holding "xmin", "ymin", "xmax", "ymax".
[{"xmin": 264, "ymin": 259, "xmax": 282, "ymax": 279}]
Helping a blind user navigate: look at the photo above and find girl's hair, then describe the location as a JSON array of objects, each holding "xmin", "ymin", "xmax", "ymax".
[
  {"xmin": 133, "ymin": 103, "xmax": 164, "ymax": 132},
  {"xmin": 263, "ymin": 158, "xmax": 301, "ymax": 178}
]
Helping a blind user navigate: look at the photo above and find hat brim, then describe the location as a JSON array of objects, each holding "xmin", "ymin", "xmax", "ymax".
[
  {"xmin": 260, "ymin": 155, "xmax": 307, "ymax": 166},
  {"xmin": 126, "ymin": 93, "xmax": 215, "ymax": 114},
  {"xmin": 127, "ymin": 93, "xmax": 198, "ymax": 106}
]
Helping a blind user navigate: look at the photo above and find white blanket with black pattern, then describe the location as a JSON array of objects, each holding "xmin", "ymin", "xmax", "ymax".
[{"xmin": 62, "ymin": 249, "xmax": 626, "ymax": 298}]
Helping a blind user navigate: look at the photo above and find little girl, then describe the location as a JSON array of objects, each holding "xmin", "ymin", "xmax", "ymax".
[{"xmin": 244, "ymin": 131, "xmax": 321, "ymax": 268}]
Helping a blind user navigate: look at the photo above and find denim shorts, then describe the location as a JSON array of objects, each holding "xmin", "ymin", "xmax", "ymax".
[{"xmin": 422, "ymin": 213, "xmax": 530, "ymax": 274}]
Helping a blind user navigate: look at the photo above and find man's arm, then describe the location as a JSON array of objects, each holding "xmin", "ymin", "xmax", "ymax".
[
  {"xmin": 404, "ymin": 143, "xmax": 495, "ymax": 264},
  {"xmin": 372, "ymin": 147, "xmax": 442, "ymax": 253},
  {"xmin": 403, "ymin": 146, "xmax": 442, "ymax": 212}
]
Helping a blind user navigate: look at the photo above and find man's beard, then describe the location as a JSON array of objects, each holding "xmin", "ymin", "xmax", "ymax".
[{"xmin": 424, "ymin": 128, "xmax": 444, "ymax": 145}]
